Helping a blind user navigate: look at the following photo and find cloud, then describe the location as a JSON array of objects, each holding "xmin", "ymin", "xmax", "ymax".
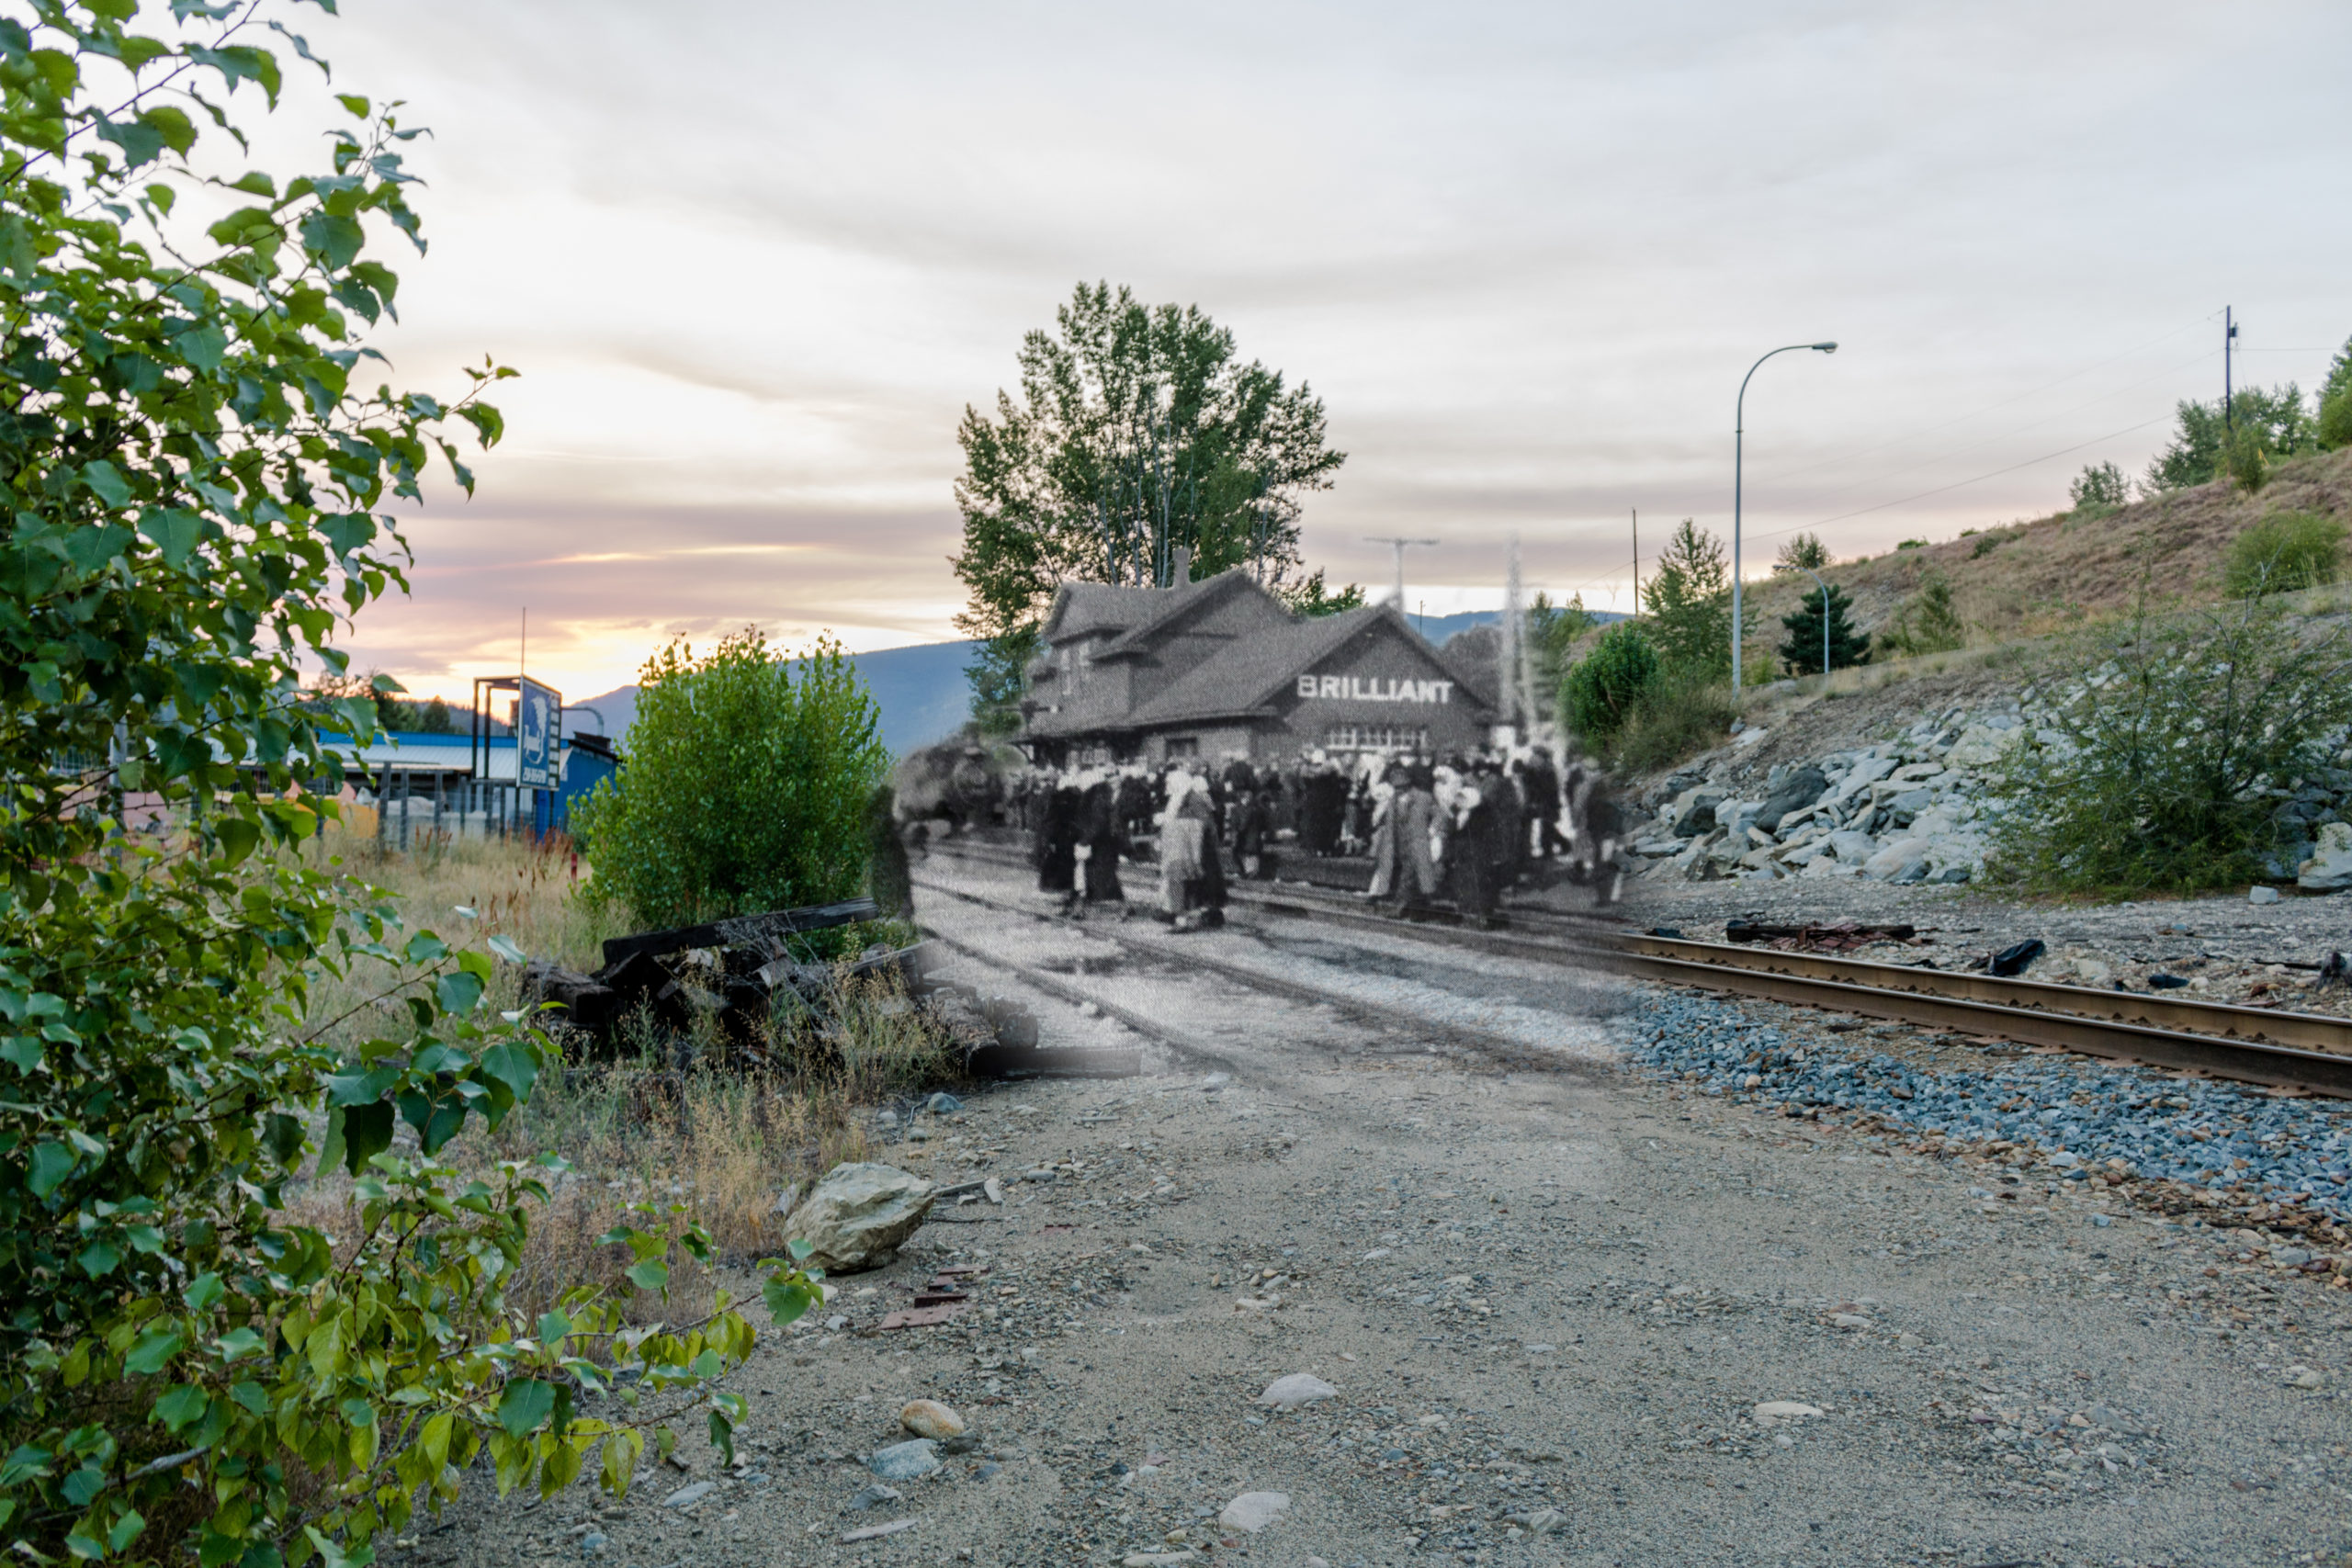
[{"xmin": 289, "ymin": 0, "xmax": 2350, "ymax": 699}]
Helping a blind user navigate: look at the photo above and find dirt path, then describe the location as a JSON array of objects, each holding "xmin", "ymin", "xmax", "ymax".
[{"xmin": 417, "ymin": 858, "xmax": 2352, "ymax": 1568}]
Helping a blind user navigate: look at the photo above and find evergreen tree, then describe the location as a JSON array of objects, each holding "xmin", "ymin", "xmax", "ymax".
[
  {"xmin": 1779, "ymin": 583, "xmax": 1871, "ymax": 676},
  {"xmin": 1881, "ymin": 574, "xmax": 1966, "ymax": 657},
  {"xmin": 1643, "ymin": 519, "xmax": 1734, "ymax": 679}
]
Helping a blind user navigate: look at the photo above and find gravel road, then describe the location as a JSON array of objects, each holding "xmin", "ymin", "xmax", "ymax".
[{"xmin": 412, "ymin": 856, "xmax": 2352, "ymax": 1568}]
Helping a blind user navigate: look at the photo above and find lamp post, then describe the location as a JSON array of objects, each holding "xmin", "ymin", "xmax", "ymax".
[{"xmin": 1733, "ymin": 341, "xmax": 1837, "ymax": 690}]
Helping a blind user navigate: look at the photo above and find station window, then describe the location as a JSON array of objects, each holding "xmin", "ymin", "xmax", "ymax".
[
  {"xmin": 1164, "ymin": 736, "xmax": 1200, "ymax": 758},
  {"xmin": 1322, "ymin": 725, "xmax": 1430, "ymax": 753}
]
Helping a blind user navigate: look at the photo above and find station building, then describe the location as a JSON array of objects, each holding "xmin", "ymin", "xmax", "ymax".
[{"xmin": 1019, "ymin": 560, "xmax": 1496, "ymax": 766}]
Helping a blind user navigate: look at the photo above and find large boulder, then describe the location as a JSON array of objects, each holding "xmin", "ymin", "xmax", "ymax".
[
  {"xmin": 2301, "ymin": 822, "xmax": 2352, "ymax": 892},
  {"xmin": 1944, "ymin": 723, "xmax": 2024, "ymax": 769},
  {"xmin": 1862, "ymin": 837, "xmax": 1933, "ymax": 884},
  {"xmin": 1668, "ymin": 786, "xmax": 1727, "ymax": 838},
  {"xmin": 1757, "ymin": 765, "xmax": 1827, "ymax": 833},
  {"xmin": 776, "ymin": 1162, "xmax": 935, "ymax": 1272}
]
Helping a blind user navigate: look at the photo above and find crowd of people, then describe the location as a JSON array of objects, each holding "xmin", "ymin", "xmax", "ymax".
[{"xmin": 1010, "ymin": 744, "xmax": 1623, "ymax": 931}]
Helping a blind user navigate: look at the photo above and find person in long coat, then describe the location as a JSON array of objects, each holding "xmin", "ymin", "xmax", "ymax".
[
  {"xmin": 1229, "ymin": 767, "xmax": 1272, "ymax": 879},
  {"xmin": 1035, "ymin": 767, "xmax": 1080, "ymax": 905},
  {"xmin": 1157, "ymin": 767, "xmax": 1208, "ymax": 925},
  {"xmin": 1391, "ymin": 764, "xmax": 1441, "ymax": 916},
  {"xmin": 1449, "ymin": 763, "xmax": 1506, "ymax": 927},
  {"xmin": 1364, "ymin": 765, "xmax": 1402, "ymax": 900},
  {"xmin": 1075, "ymin": 767, "xmax": 1125, "ymax": 912}
]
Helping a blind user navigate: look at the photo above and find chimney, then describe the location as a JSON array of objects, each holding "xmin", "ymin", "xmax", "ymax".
[{"xmin": 1169, "ymin": 547, "xmax": 1193, "ymax": 586}]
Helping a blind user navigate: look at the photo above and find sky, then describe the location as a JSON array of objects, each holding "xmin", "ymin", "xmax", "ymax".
[{"xmin": 291, "ymin": 0, "xmax": 2352, "ymax": 703}]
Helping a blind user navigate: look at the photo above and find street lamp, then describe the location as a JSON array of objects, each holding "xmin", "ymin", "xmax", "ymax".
[
  {"xmin": 1772, "ymin": 562, "xmax": 1832, "ymax": 682},
  {"xmin": 1733, "ymin": 341, "xmax": 1837, "ymax": 690}
]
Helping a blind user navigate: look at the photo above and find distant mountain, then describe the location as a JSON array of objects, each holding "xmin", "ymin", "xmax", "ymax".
[
  {"xmin": 1419, "ymin": 606, "xmax": 1628, "ymax": 645},
  {"xmin": 565, "ymin": 639, "xmax": 978, "ymax": 758},
  {"xmin": 560, "ymin": 607, "xmax": 1627, "ymax": 758}
]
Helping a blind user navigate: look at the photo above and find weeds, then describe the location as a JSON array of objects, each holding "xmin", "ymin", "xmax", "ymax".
[
  {"xmin": 1605, "ymin": 679, "xmax": 1739, "ymax": 773},
  {"xmin": 1989, "ymin": 592, "xmax": 2352, "ymax": 894},
  {"xmin": 2222, "ymin": 510, "xmax": 2346, "ymax": 598}
]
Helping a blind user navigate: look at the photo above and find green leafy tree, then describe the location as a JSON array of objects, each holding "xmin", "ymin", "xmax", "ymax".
[
  {"xmin": 0, "ymin": 9, "xmax": 813, "ymax": 1566},
  {"xmin": 2221, "ymin": 511, "xmax": 2348, "ymax": 598},
  {"xmin": 1775, "ymin": 533, "xmax": 1829, "ymax": 571},
  {"xmin": 951, "ymin": 282, "xmax": 1348, "ymax": 728},
  {"xmin": 1641, "ymin": 519, "xmax": 1735, "ymax": 679},
  {"xmin": 1280, "ymin": 569, "xmax": 1365, "ymax": 617},
  {"xmin": 2069, "ymin": 460, "xmax": 2130, "ymax": 513},
  {"xmin": 1526, "ymin": 589, "xmax": 1595, "ymax": 699},
  {"xmin": 1993, "ymin": 595, "xmax": 2352, "ymax": 892},
  {"xmin": 577, "ymin": 629, "xmax": 888, "ymax": 930},
  {"xmin": 1777, "ymin": 582, "xmax": 1872, "ymax": 675},
  {"xmin": 2145, "ymin": 385, "xmax": 2316, "ymax": 491},
  {"xmin": 416, "ymin": 694, "xmax": 458, "ymax": 734},
  {"xmin": 2320, "ymin": 335, "xmax": 2352, "ymax": 450},
  {"xmin": 1561, "ymin": 622, "xmax": 1659, "ymax": 739},
  {"xmin": 1880, "ymin": 573, "xmax": 1965, "ymax": 658}
]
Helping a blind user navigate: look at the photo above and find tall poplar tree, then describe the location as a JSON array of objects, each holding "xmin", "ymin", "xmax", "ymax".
[{"xmin": 951, "ymin": 283, "xmax": 1348, "ymax": 731}]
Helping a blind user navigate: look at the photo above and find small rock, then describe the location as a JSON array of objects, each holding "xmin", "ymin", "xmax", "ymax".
[
  {"xmin": 660, "ymin": 1483, "xmax": 715, "ymax": 1509},
  {"xmin": 577, "ymin": 1532, "xmax": 607, "ymax": 1558},
  {"xmin": 2275, "ymin": 1248, "xmax": 2312, "ymax": 1268},
  {"xmin": 1523, "ymin": 1508, "xmax": 1569, "ymax": 1534},
  {"xmin": 867, "ymin": 1439, "xmax": 942, "ymax": 1481},
  {"xmin": 983, "ymin": 1176, "xmax": 1003, "ymax": 1204},
  {"xmin": 1896, "ymin": 1332, "xmax": 1925, "ymax": 1348},
  {"xmin": 1831, "ymin": 1314, "xmax": 1871, "ymax": 1329},
  {"xmin": 1753, "ymin": 1401, "xmax": 1824, "ymax": 1423},
  {"xmin": 2290, "ymin": 1367, "xmax": 2326, "ymax": 1390},
  {"xmin": 1201, "ymin": 1072, "xmax": 1233, "ymax": 1090},
  {"xmin": 926, "ymin": 1091, "xmax": 964, "ymax": 1114},
  {"xmin": 844, "ymin": 1484, "xmax": 901, "ymax": 1513},
  {"xmin": 2249, "ymin": 886, "xmax": 2281, "ymax": 906},
  {"xmin": 1217, "ymin": 1492, "xmax": 1290, "ymax": 1533},
  {"xmin": 839, "ymin": 1518, "xmax": 917, "ymax": 1544},
  {"xmin": 900, "ymin": 1399, "xmax": 967, "ymax": 1440},
  {"xmin": 1255, "ymin": 1373, "xmax": 1338, "ymax": 1411},
  {"xmin": 1121, "ymin": 1554, "xmax": 1200, "ymax": 1567}
]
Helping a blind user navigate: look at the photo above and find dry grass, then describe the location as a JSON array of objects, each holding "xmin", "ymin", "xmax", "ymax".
[
  {"xmin": 1733, "ymin": 445, "xmax": 2352, "ymax": 656},
  {"xmin": 284, "ymin": 830, "xmax": 964, "ymax": 1328}
]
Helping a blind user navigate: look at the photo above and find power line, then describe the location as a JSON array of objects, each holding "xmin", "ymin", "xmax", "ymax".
[
  {"xmin": 1747, "ymin": 411, "xmax": 2175, "ymax": 545},
  {"xmin": 1746, "ymin": 311, "xmax": 2218, "ymax": 491}
]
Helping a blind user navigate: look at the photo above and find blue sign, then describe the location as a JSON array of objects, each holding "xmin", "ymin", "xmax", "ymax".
[{"xmin": 517, "ymin": 677, "xmax": 561, "ymax": 789}]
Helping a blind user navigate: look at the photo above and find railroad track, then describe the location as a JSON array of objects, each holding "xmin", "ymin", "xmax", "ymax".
[
  {"xmin": 924, "ymin": 839, "xmax": 2352, "ymax": 1098},
  {"xmin": 912, "ymin": 872, "xmax": 1588, "ymax": 1075}
]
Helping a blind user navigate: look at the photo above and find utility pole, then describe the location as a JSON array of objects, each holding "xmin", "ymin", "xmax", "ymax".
[
  {"xmin": 2223, "ymin": 306, "xmax": 2238, "ymax": 439},
  {"xmin": 1630, "ymin": 508, "xmax": 1640, "ymax": 618},
  {"xmin": 1363, "ymin": 536, "xmax": 1439, "ymax": 609}
]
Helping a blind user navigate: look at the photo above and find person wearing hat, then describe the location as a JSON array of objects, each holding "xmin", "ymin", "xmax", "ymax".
[
  {"xmin": 1390, "ymin": 761, "xmax": 1441, "ymax": 917},
  {"xmin": 1363, "ymin": 762, "xmax": 1403, "ymax": 901},
  {"xmin": 1035, "ymin": 765, "xmax": 1082, "ymax": 912},
  {"xmin": 1450, "ymin": 760, "xmax": 1506, "ymax": 928},
  {"xmin": 1074, "ymin": 765, "xmax": 1125, "ymax": 916}
]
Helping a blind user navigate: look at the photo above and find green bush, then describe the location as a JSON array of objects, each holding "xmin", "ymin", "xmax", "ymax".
[
  {"xmin": 2069, "ymin": 460, "xmax": 2130, "ymax": 513},
  {"xmin": 1608, "ymin": 678, "xmax": 1739, "ymax": 773},
  {"xmin": 2221, "ymin": 512, "xmax": 2348, "ymax": 598},
  {"xmin": 1561, "ymin": 623, "xmax": 1660, "ymax": 739},
  {"xmin": 0, "ymin": 17, "xmax": 810, "ymax": 1567},
  {"xmin": 1990, "ymin": 597, "xmax": 2352, "ymax": 893},
  {"xmin": 578, "ymin": 629, "xmax": 888, "ymax": 931},
  {"xmin": 2319, "ymin": 390, "xmax": 2352, "ymax": 452}
]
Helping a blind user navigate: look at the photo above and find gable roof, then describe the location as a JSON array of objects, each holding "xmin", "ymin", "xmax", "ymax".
[{"xmin": 1121, "ymin": 601, "xmax": 1494, "ymax": 729}]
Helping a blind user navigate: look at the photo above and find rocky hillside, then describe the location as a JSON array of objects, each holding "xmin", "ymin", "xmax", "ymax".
[
  {"xmin": 1737, "ymin": 444, "xmax": 2352, "ymax": 652},
  {"xmin": 1623, "ymin": 683, "xmax": 2352, "ymax": 894}
]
